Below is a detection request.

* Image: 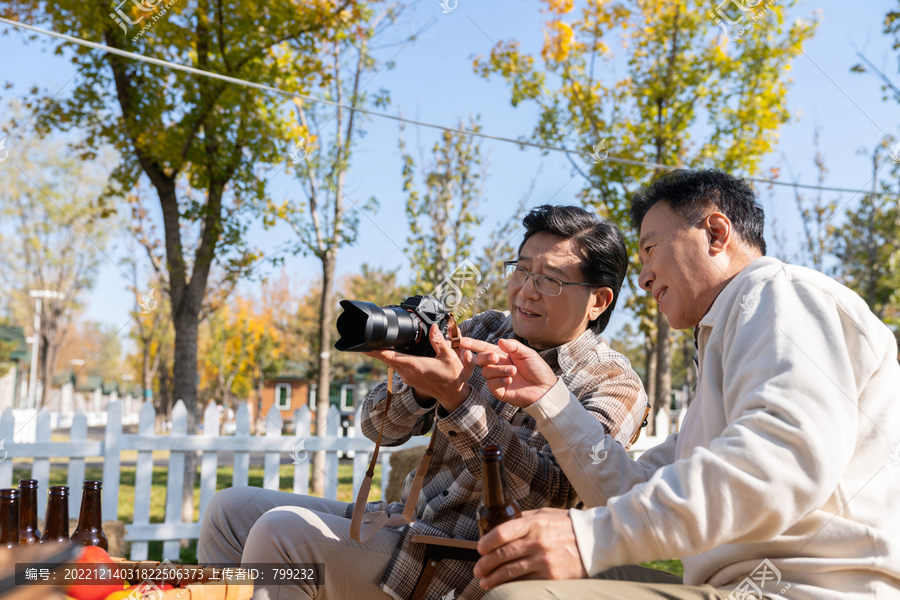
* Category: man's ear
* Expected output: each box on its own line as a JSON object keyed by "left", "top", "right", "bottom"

{"left": 704, "top": 212, "right": 732, "bottom": 257}
{"left": 589, "top": 287, "right": 614, "bottom": 322}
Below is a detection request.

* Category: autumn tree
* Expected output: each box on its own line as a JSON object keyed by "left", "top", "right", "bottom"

{"left": 3, "top": 0, "right": 379, "bottom": 522}
{"left": 783, "top": 127, "right": 838, "bottom": 272}
{"left": 0, "top": 112, "right": 111, "bottom": 408}
{"left": 121, "top": 244, "right": 172, "bottom": 422}
{"left": 401, "top": 117, "right": 485, "bottom": 302}
{"left": 57, "top": 320, "right": 124, "bottom": 384}
{"left": 269, "top": 3, "right": 400, "bottom": 495}
{"left": 293, "top": 266, "right": 405, "bottom": 392}
{"left": 474, "top": 0, "right": 817, "bottom": 432}
{"left": 198, "top": 294, "right": 284, "bottom": 433}
{"left": 832, "top": 139, "right": 900, "bottom": 337}
{"left": 470, "top": 178, "right": 535, "bottom": 317}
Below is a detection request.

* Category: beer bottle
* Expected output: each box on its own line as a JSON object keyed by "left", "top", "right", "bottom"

{"left": 39, "top": 485, "right": 71, "bottom": 545}
{"left": 477, "top": 445, "right": 522, "bottom": 537}
{"left": 18, "top": 479, "right": 41, "bottom": 545}
{"left": 0, "top": 489, "right": 20, "bottom": 548}
{"left": 71, "top": 481, "right": 107, "bottom": 550}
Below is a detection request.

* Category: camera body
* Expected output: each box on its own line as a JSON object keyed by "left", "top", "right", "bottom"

{"left": 334, "top": 295, "right": 453, "bottom": 358}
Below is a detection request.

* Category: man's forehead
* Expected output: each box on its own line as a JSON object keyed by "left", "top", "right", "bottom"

{"left": 638, "top": 230, "right": 661, "bottom": 247}
{"left": 516, "top": 251, "right": 573, "bottom": 277}
{"left": 639, "top": 201, "right": 681, "bottom": 244}
{"left": 518, "top": 236, "right": 581, "bottom": 276}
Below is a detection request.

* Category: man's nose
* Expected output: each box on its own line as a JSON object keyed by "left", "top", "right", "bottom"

{"left": 519, "top": 274, "right": 541, "bottom": 299}
{"left": 638, "top": 267, "right": 653, "bottom": 292}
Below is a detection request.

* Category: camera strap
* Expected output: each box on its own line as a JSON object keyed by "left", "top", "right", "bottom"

{"left": 350, "top": 317, "right": 461, "bottom": 544}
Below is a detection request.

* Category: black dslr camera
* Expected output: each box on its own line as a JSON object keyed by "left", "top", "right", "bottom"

{"left": 334, "top": 295, "right": 453, "bottom": 358}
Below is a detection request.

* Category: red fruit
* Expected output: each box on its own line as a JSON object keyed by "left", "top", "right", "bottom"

{"left": 65, "top": 546, "right": 127, "bottom": 600}
{"left": 75, "top": 547, "right": 115, "bottom": 565}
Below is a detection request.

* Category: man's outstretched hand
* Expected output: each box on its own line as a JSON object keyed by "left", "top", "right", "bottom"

{"left": 365, "top": 324, "right": 475, "bottom": 412}
{"left": 474, "top": 508, "right": 588, "bottom": 591}
{"left": 458, "top": 338, "right": 557, "bottom": 408}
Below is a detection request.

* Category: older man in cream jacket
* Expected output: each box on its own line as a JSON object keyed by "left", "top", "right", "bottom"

{"left": 462, "top": 169, "right": 900, "bottom": 600}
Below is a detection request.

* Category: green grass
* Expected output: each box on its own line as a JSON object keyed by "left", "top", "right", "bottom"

{"left": 14, "top": 461, "right": 380, "bottom": 564}
{"left": 639, "top": 559, "right": 684, "bottom": 578}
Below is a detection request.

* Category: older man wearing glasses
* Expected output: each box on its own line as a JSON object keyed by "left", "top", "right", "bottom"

{"left": 199, "top": 204, "right": 649, "bottom": 600}
{"left": 467, "top": 171, "right": 900, "bottom": 600}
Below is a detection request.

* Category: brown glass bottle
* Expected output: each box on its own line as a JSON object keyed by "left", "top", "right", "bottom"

{"left": 39, "top": 485, "right": 71, "bottom": 545}
{"left": 71, "top": 481, "right": 107, "bottom": 550}
{"left": 477, "top": 445, "right": 522, "bottom": 537}
{"left": 18, "top": 479, "right": 41, "bottom": 545}
{"left": 0, "top": 489, "right": 20, "bottom": 548}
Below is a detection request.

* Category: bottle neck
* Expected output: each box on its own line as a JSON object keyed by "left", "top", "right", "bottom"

{"left": 77, "top": 489, "right": 102, "bottom": 530}
{"left": 0, "top": 495, "right": 19, "bottom": 545}
{"left": 482, "top": 457, "right": 511, "bottom": 507}
{"left": 44, "top": 494, "right": 69, "bottom": 537}
{"left": 19, "top": 486, "right": 38, "bottom": 529}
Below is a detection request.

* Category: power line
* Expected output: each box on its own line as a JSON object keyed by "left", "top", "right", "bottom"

{"left": 0, "top": 16, "right": 895, "bottom": 199}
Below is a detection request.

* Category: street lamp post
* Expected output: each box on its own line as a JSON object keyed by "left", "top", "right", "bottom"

{"left": 26, "top": 290, "right": 65, "bottom": 410}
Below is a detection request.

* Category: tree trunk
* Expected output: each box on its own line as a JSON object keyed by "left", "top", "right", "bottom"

{"left": 311, "top": 249, "right": 336, "bottom": 496}
{"left": 38, "top": 302, "right": 62, "bottom": 408}
{"left": 644, "top": 330, "right": 656, "bottom": 417}
{"left": 172, "top": 308, "right": 200, "bottom": 545}
{"left": 683, "top": 332, "right": 695, "bottom": 394}
{"left": 256, "top": 364, "right": 265, "bottom": 435}
{"left": 652, "top": 311, "right": 672, "bottom": 436}
{"left": 864, "top": 153, "right": 880, "bottom": 314}
{"left": 142, "top": 345, "right": 155, "bottom": 406}
{"left": 38, "top": 332, "right": 56, "bottom": 408}
{"left": 157, "top": 354, "right": 171, "bottom": 432}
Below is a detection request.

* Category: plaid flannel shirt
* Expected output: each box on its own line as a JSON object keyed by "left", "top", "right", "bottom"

{"left": 344, "top": 310, "right": 648, "bottom": 600}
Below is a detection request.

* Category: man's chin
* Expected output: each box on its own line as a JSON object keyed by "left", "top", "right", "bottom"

{"left": 662, "top": 312, "right": 697, "bottom": 331}
{"left": 511, "top": 320, "right": 540, "bottom": 344}
{"left": 658, "top": 307, "right": 680, "bottom": 329}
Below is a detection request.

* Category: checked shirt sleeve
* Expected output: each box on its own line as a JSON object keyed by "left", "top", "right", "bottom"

{"left": 436, "top": 388, "right": 580, "bottom": 509}
{"left": 359, "top": 372, "right": 436, "bottom": 446}
{"left": 435, "top": 326, "right": 647, "bottom": 510}
{"left": 436, "top": 365, "right": 645, "bottom": 510}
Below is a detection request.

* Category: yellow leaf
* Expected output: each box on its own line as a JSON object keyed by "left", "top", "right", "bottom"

{"left": 545, "top": 0, "right": 574, "bottom": 14}
{"left": 542, "top": 21, "right": 575, "bottom": 63}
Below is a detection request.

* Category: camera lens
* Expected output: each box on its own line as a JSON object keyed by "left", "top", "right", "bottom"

{"left": 334, "top": 300, "right": 427, "bottom": 354}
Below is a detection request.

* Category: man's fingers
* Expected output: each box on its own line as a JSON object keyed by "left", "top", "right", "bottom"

{"left": 459, "top": 337, "right": 505, "bottom": 356}
{"left": 478, "top": 558, "right": 540, "bottom": 592}
{"left": 485, "top": 377, "right": 514, "bottom": 396}
{"left": 364, "top": 349, "right": 399, "bottom": 365}
{"left": 460, "top": 348, "right": 473, "bottom": 368}
{"left": 498, "top": 337, "right": 533, "bottom": 357}
{"left": 475, "top": 538, "right": 541, "bottom": 590}
{"left": 474, "top": 536, "right": 526, "bottom": 577}
{"left": 476, "top": 351, "right": 516, "bottom": 368}
{"left": 474, "top": 352, "right": 499, "bottom": 367}
{"left": 459, "top": 349, "right": 476, "bottom": 379}
{"left": 429, "top": 324, "right": 451, "bottom": 356}
{"left": 365, "top": 349, "right": 424, "bottom": 372}
{"left": 480, "top": 365, "right": 516, "bottom": 380}
{"left": 477, "top": 513, "right": 528, "bottom": 556}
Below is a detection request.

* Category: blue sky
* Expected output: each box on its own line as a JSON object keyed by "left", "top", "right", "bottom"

{"left": 1, "top": 0, "right": 897, "bottom": 349}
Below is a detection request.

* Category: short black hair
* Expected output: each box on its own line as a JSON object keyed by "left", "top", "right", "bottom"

{"left": 629, "top": 169, "right": 767, "bottom": 255}
{"left": 518, "top": 205, "right": 628, "bottom": 333}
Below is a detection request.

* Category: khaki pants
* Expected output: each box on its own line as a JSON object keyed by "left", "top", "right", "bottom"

{"left": 198, "top": 486, "right": 399, "bottom": 600}
{"left": 483, "top": 565, "right": 731, "bottom": 600}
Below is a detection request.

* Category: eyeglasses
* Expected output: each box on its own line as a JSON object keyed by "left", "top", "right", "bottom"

{"left": 503, "top": 261, "right": 596, "bottom": 296}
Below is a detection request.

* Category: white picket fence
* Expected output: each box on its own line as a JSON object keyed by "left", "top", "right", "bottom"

{"left": 0, "top": 398, "right": 663, "bottom": 562}
{"left": 0, "top": 399, "right": 431, "bottom": 561}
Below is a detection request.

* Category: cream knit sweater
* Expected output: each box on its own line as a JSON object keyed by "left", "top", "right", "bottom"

{"left": 525, "top": 257, "right": 900, "bottom": 599}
